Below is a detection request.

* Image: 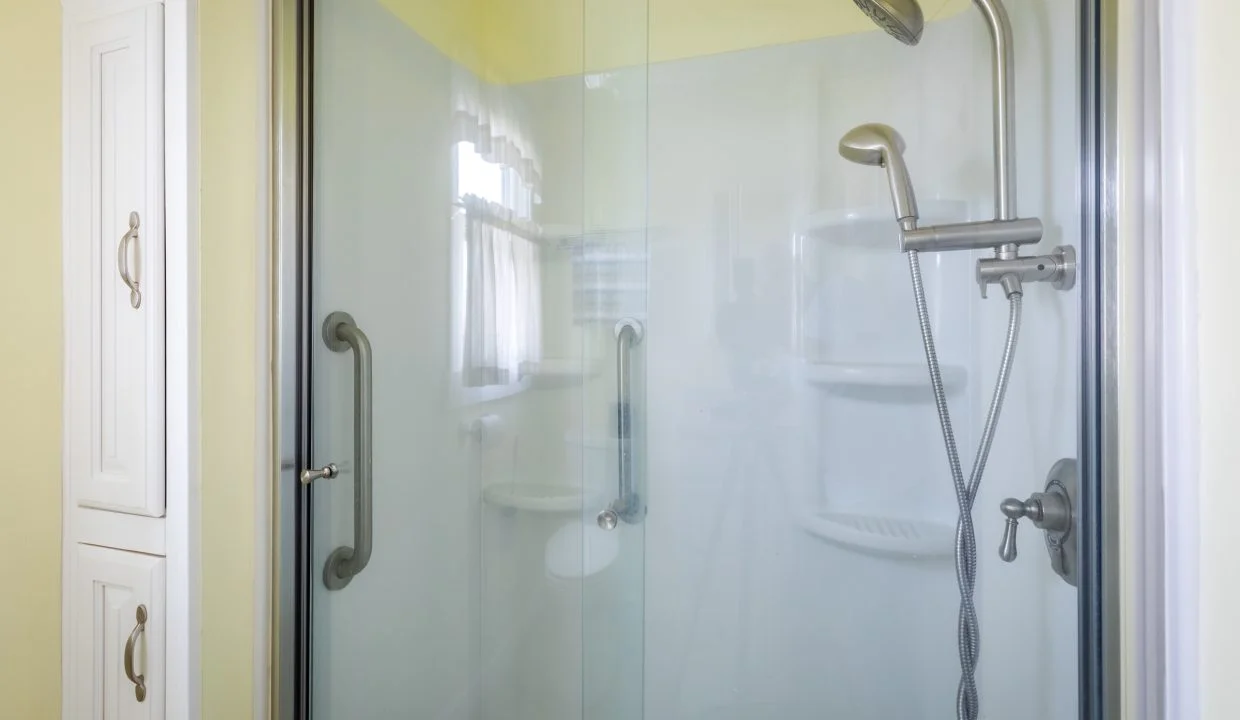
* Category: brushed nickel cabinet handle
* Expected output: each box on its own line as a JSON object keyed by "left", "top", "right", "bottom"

{"left": 123, "top": 604, "right": 148, "bottom": 702}
{"left": 117, "top": 211, "right": 142, "bottom": 309}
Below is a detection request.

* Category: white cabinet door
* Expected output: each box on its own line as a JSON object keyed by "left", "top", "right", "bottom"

{"left": 64, "top": 3, "right": 165, "bottom": 517}
{"left": 68, "top": 544, "right": 166, "bottom": 720}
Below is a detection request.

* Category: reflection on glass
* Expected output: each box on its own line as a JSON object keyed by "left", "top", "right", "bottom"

{"left": 455, "top": 192, "right": 543, "bottom": 388}
{"left": 452, "top": 137, "right": 543, "bottom": 395}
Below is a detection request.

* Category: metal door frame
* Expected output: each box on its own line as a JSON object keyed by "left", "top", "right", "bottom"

{"left": 1078, "top": 0, "right": 1123, "bottom": 716}
{"left": 270, "top": 0, "right": 1124, "bottom": 717}
{"left": 272, "top": 0, "right": 313, "bottom": 716}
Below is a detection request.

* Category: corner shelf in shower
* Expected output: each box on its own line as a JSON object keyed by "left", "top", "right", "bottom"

{"left": 542, "top": 224, "right": 650, "bottom": 325}
{"left": 483, "top": 483, "right": 603, "bottom": 514}
{"left": 801, "top": 361, "right": 966, "bottom": 394}
{"left": 799, "top": 511, "right": 954, "bottom": 559}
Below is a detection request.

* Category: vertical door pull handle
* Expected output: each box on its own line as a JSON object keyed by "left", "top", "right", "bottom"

{"left": 321, "top": 312, "right": 373, "bottom": 590}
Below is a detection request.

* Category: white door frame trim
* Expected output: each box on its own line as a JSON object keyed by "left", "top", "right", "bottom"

{"left": 1157, "top": 0, "right": 1200, "bottom": 715}
{"left": 1117, "top": 0, "right": 1199, "bottom": 715}
{"left": 164, "top": 1, "right": 201, "bottom": 717}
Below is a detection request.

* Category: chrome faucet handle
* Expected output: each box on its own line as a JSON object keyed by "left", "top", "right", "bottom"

{"left": 1000, "top": 459, "right": 1080, "bottom": 586}
{"left": 999, "top": 516, "right": 1018, "bottom": 560}
{"left": 999, "top": 488, "right": 1071, "bottom": 561}
{"left": 999, "top": 497, "right": 1042, "bottom": 562}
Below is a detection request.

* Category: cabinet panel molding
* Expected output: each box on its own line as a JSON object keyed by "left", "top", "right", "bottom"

{"left": 64, "top": 2, "right": 166, "bottom": 518}
{"left": 68, "top": 544, "right": 166, "bottom": 720}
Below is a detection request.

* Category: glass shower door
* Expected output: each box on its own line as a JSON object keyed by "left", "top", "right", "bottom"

{"left": 578, "top": 1, "right": 652, "bottom": 716}
{"left": 295, "top": 0, "right": 1092, "bottom": 717}
{"left": 303, "top": 0, "right": 649, "bottom": 717}
{"left": 307, "top": 2, "right": 484, "bottom": 714}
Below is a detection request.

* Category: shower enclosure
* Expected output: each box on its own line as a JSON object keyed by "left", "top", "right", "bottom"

{"left": 273, "top": 0, "right": 1117, "bottom": 717}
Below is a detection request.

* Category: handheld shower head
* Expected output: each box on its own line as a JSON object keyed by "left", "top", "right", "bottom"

{"left": 839, "top": 123, "right": 919, "bottom": 226}
{"left": 851, "top": 0, "right": 925, "bottom": 46}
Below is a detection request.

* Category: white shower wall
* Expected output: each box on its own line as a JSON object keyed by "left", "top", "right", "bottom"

{"left": 307, "top": 0, "right": 1080, "bottom": 717}
{"left": 529, "top": 1, "right": 1081, "bottom": 717}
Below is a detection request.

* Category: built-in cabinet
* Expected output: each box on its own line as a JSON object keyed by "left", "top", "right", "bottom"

{"left": 64, "top": 0, "right": 165, "bottom": 519}
{"left": 68, "top": 545, "right": 167, "bottom": 719}
{"left": 63, "top": 0, "right": 168, "bottom": 716}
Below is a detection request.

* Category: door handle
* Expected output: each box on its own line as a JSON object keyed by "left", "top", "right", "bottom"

{"left": 300, "top": 463, "right": 339, "bottom": 485}
{"left": 321, "top": 312, "right": 373, "bottom": 590}
{"left": 117, "top": 211, "right": 142, "bottom": 309}
{"left": 123, "top": 605, "right": 148, "bottom": 702}
{"left": 598, "top": 318, "right": 644, "bottom": 530}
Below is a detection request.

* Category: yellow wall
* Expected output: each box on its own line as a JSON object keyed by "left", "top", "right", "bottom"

{"left": 200, "top": 0, "right": 262, "bottom": 718}
{"left": 376, "top": 0, "right": 488, "bottom": 75}
{"left": 0, "top": 2, "right": 62, "bottom": 718}
{"left": 382, "top": 0, "right": 969, "bottom": 83}
{"left": 1197, "top": 2, "right": 1240, "bottom": 717}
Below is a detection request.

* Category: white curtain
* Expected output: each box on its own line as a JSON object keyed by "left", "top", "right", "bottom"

{"left": 452, "top": 65, "right": 541, "bottom": 198}
{"left": 461, "top": 195, "right": 543, "bottom": 387}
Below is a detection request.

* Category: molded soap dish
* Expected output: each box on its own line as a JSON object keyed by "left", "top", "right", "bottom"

{"left": 801, "top": 362, "right": 966, "bottom": 394}
{"left": 799, "top": 510, "right": 954, "bottom": 559}
{"left": 483, "top": 483, "right": 602, "bottom": 514}
{"left": 519, "top": 359, "right": 599, "bottom": 389}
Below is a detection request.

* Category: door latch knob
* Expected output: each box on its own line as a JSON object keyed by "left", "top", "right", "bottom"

{"left": 300, "top": 463, "right": 339, "bottom": 485}
{"left": 597, "top": 508, "right": 619, "bottom": 531}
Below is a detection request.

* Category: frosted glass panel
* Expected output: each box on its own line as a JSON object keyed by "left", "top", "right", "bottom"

{"left": 304, "top": 0, "right": 1082, "bottom": 718}
{"left": 308, "top": 0, "right": 602, "bottom": 716}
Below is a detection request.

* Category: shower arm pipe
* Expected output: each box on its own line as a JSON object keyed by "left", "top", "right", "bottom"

{"left": 975, "top": 0, "right": 1018, "bottom": 228}
{"left": 897, "top": 0, "right": 1023, "bottom": 261}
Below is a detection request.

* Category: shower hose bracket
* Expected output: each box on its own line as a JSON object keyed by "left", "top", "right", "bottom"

{"left": 978, "top": 244, "right": 1077, "bottom": 298}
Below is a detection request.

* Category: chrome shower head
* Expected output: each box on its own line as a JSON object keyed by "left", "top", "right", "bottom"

{"left": 839, "top": 123, "right": 919, "bottom": 226}
{"left": 851, "top": 0, "right": 925, "bottom": 46}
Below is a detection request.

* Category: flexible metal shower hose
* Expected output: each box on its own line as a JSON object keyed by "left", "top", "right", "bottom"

{"left": 906, "top": 250, "right": 1022, "bottom": 720}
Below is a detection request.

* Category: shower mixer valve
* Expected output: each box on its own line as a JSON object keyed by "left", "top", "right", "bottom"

{"left": 998, "top": 458, "right": 1079, "bottom": 587}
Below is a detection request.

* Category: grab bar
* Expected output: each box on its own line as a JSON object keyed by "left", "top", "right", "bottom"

{"left": 321, "top": 311, "right": 373, "bottom": 590}
{"left": 598, "top": 318, "right": 645, "bottom": 530}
